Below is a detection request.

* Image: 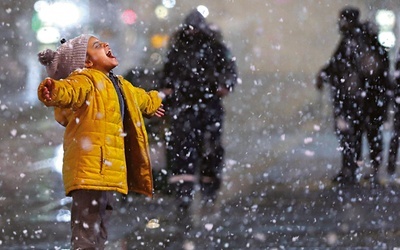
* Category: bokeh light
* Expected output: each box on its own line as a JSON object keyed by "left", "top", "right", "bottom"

{"left": 36, "top": 26, "right": 60, "bottom": 44}
{"left": 37, "top": 1, "right": 81, "bottom": 28}
{"left": 121, "top": 9, "right": 137, "bottom": 25}
{"left": 155, "top": 5, "right": 168, "bottom": 19}
{"left": 378, "top": 31, "right": 396, "bottom": 48}
{"left": 33, "top": 0, "right": 48, "bottom": 12}
{"left": 375, "top": 9, "right": 396, "bottom": 48}
{"left": 375, "top": 9, "right": 395, "bottom": 29}
{"left": 162, "top": 0, "right": 176, "bottom": 9}
{"left": 196, "top": 5, "right": 209, "bottom": 18}
{"left": 151, "top": 34, "right": 169, "bottom": 49}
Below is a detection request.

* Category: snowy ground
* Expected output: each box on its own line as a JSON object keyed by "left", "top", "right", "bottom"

{"left": 1, "top": 100, "right": 400, "bottom": 249}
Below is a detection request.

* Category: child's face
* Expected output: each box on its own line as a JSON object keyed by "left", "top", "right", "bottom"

{"left": 85, "top": 36, "right": 119, "bottom": 74}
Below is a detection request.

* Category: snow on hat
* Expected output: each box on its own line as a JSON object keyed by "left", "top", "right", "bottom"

{"left": 38, "top": 34, "right": 91, "bottom": 80}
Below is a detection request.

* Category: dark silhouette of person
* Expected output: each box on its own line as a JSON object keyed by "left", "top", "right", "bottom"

{"left": 387, "top": 50, "right": 400, "bottom": 177}
{"left": 357, "top": 21, "right": 390, "bottom": 184}
{"left": 160, "top": 9, "right": 238, "bottom": 219}
{"left": 316, "top": 7, "right": 365, "bottom": 185}
{"left": 317, "top": 7, "right": 390, "bottom": 186}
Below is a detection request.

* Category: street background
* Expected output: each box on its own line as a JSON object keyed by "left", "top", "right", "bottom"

{"left": 1, "top": 0, "right": 400, "bottom": 249}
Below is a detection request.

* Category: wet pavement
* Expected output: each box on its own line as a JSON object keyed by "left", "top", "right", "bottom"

{"left": 2, "top": 102, "right": 400, "bottom": 249}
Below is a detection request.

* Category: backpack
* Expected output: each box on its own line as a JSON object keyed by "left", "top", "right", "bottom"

{"left": 357, "top": 22, "right": 389, "bottom": 81}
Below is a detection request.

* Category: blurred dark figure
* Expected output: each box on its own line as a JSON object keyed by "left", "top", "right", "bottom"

{"left": 357, "top": 21, "right": 390, "bottom": 184}
{"left": 160, "top": 9, "right": 238, "bottom": 218}
{"left": 124, "top": 67, "right": 170, "bottom": 193}
{"left": 316, "top": 7, "right": 365, "bottom": 185}
{"left": 316, "top": 7, "right": 390, "bottom": 186}
{"left": 124, "top": 67, "right": 164, "bottom": 137}
{"left": 388, "top": 51, "right": 400, "bottom": 177}
{"left": 124, "top": 67, "right": 161, "bottom": 91}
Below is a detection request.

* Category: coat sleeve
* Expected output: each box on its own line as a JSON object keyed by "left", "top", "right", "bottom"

{"left": 134, "top": 87, "right": 162, "bottom": 117}
{"left": 37, "top": 73, "right": 93, "bottom": 110}
{"left": 53, "top": 107, "right": 73, "bottom": 127}
{"left": 215, "top": 42, "right": 238, "bottom": 92}
{"left": 119, "top": 77, "right": 162, "bottom": 117}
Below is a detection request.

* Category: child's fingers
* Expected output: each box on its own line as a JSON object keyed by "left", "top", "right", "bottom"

{"left": 42, "top": 78, "right": 54, "bottom": 101}
{"left": 155, "top": 108, "right": 165, "bottom": 117}
{"left": 45, "top": 78, "right": 54, "bottom": 90}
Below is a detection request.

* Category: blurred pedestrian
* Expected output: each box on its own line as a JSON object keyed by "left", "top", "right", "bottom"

{"left": 388, "top": 49, "right": 400, "bottom": 178}
{"left": 37, "top": 34, "right": 164, "bottom": 249}
{"left": 161, "top": 9, "right": 238, "bottom": 221}
{"left": 317, "top": 7, "right": 390, "bottom": 186}
{"left": 316, "top": 7, "right": 365, "bottom": 185}
{"left": 358, "top": 21, "right": 390, "bottom": 184}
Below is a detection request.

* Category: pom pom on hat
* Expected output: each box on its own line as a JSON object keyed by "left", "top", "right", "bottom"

{"left": 37, "top": 34, "right": 91, "bottom": 80}
{"left": 38, "top": 49, "right": 57, "bottom": 66}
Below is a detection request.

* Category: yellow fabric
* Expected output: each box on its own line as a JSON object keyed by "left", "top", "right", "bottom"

{"left": 37, "top": 68, "right": 162, "bottom": 197}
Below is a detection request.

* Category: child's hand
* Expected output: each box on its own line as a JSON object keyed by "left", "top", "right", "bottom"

{"left": 41, "top": 78, "right": 55, "bottom": 102}
{"left": 154, "top": 104, "right": 165, "bottom": 118}
{"left": 161, "top": 88, "right": 173, "bottom": 96}
{"left": 216, "top": 86, "right": 230, "bottom": 97}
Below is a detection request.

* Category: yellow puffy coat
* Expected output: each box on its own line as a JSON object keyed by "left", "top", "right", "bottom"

{"left": 37, "top": 68, "right": 162, "bottom": 197}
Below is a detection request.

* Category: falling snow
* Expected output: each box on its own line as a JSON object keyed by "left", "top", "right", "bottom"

{"left": 1, "top": 0, "right": 400, "bottom": 249}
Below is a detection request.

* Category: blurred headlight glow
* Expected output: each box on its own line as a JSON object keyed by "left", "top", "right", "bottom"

{"left": 36, "top": 26, "right": 61, "bottom": 44}
{"left": 37, "top": 1, "right": 81, "bottom": 28}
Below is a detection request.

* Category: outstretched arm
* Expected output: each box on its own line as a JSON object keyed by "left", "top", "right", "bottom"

{"left": 37, "top": 74, "right": 93, "bottom": 108}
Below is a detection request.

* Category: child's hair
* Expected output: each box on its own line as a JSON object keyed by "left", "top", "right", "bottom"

{"left": 38, "top": 34, "right": 91, "bottom": 80}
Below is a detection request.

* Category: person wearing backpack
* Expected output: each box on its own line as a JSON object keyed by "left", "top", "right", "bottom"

{"left": 160, "top": 9, "right": 238, "bottom": 224}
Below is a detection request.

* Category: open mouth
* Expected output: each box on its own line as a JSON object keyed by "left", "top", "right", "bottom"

{"left": 106, "top": 50, "right": 115, "bottom": 58}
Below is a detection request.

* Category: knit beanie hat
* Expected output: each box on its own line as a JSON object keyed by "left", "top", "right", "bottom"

{"left": 38, "top": 34, "right": 91, "bottom": 80}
